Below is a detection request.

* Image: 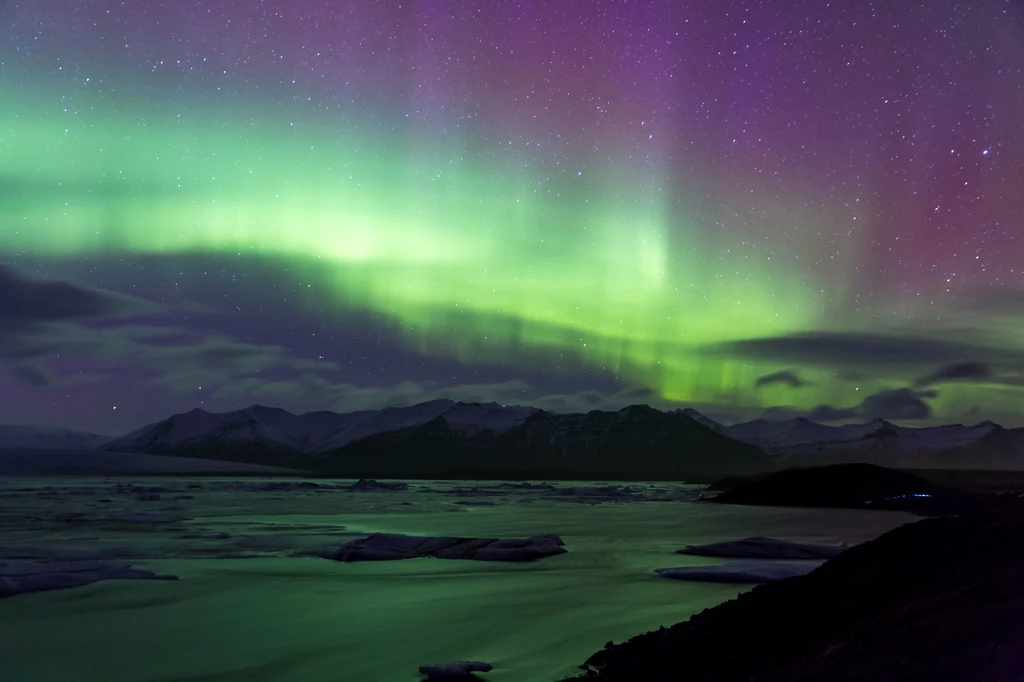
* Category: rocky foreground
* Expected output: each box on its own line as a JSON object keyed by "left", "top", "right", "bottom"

{"left": 564, "top": 510, "right": 1024, "bottom": 682}
{"left": 709, "top": 463, "right": 1024, "bottom": 516}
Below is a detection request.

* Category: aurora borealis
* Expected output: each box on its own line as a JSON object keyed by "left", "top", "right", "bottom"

{"left": 1, "top": 0, "right": 1023, "bottom": 433}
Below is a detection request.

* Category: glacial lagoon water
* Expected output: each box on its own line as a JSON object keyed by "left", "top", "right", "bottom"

{"left": 0, "top": 477, "right": 916, "bottom": 681}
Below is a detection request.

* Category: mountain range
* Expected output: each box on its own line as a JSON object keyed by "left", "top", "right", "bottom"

{"left": 0, "top": 424, "right": 111, "bottom": 451}
{"left": 4, "top": 401, "right": 1022, "bottom": 477}
{"left": 724, "top": 416, "right": 1024, "bottom": 469}
{"left": 97, "top": 400, "right": 768, "bottom": 478}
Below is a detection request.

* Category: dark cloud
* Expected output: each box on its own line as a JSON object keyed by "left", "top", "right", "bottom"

{"left": 760, "top": 388, "right": 938, "bottom": 423}
{"left": 861, "top": 388, "right": 937, "bottom": 421}
{"left": 0, "top": 269, "right": 336, "bottom": 391}
{"left": 755, "top": 370, "right": 805, "bottom": 388}
{"left": 209, "top": 376, "right": 693, "bottom": 417}
{"left": 0, "top": 265, "right": 153, "bottom": 327}
{"left": 0, "top": 267, "right": 165, "bottom": 366}
{"left": 213, "top": 377, "right": 535, "bottom": 412}
{"left": 720, "top": 329, "right": 1007, "bottom": 366}
{"left": 0, "top": 322, "right": 137, "bottom": 362}
{"left": 760, "top": 404, "right": 859, "bottom": 423}
{"left": 806, "top": 404, "right": 861, "bottom": 422}
{"left": 915, "top": 362, "right": 993, "bottom": 387}
{"left": 759, "top": 406, "right": 803, "bottom": 421}
{"left": 614, "top": 387, "right": 660, "bottom": 401}
{"left": 0, "top": 319, "right": 340, "bottom": 399}
{"left": 577, "top": 391, "right": 605, "bottom": 406}
{"left": 143, "top": 337, "right": 290, "bottom": 374}
{"left": 124, "top": 335, "right": 340, "bottom": 395}
{"left": 716, "top": 331, "right": 1021, "bottom": 370}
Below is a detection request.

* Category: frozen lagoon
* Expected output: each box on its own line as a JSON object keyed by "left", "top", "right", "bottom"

{"left": 0, "top": 477, "right": 916, "bottom": 681}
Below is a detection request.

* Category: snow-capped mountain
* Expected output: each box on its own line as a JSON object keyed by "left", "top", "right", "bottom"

{"left": 100, "top": 401, "right": 768, "bottom": 477}
{"left": 926, "top": 423, "right": 1024, "bottom": 469}
{"left": 724, "top": 417, "right": 858, "bottom": 448}
{"left": 0, "top": 425, "right": 110, "bottom": 451}
{"left": 716, "top": 415, "right": 1024, "bottom": 469}
{"left": 101, "top": 400, "right": 541, "bottom": 459}
{"left": 323, "top": 404, "right": 770, "bottom": 478}
{"left": 101, "top": 400, "right": 1024, "bottom": 474}
{"left": 672, "top": 408, "right": 728, "bottom": 434}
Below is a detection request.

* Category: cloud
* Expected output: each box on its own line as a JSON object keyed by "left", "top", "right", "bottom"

{"left": 208, "top": 374, "right": 697, "bottom": 417}
{"left": 0, "top": 323, "right": 337, "bottom": 397}
{"left": 759, "top": 406, "right": 803, "bottom": 421}
{"left": 138, "top": 337, "right": 321, "bottom": 389}
{"left": 716, "top": 331, "right": 1019, "bottom": 368}
{"left": 761, "top": 388, "right": 938, "bottom": 423}
{"left": 611, "top": 386, "right": 660, "bottom": 402}
{"left": 956, "top": 287, "right": 1024, "bottom": 316}
{"left": 0, "top": 267, "right": 340, "bottom": 393}
{"left": 212, "top": 376, "right": 536, "bottom": 412}
{"left": 915, "top": 362, "right": 993, "bottom": 387}
{"left": 0, "top": 266, "right": 164, "bottom": 365}
{"left": 806, "top": 404, "right": 861, "bottom": 422}
{"left": 760, "top": 404, "right": 859, "bottom": 422}
{"left": 755, "top": 370, "right": 805, "bottom": 388}
{"left": 860, "top": 388, "right": 937, "bottom": 421}
{"left": 8, "top": 363, "right": 55, "bottom": 387}
{"left": 0, "top": 265, "right": 154, "bottom": 328}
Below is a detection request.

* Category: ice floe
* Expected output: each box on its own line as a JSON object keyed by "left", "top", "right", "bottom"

{"left": 655, "top": 560, "right": 823, "bottom": 583}
{"left": 325, "top": 533, "right": 567, "bottom": 562}
{"left": 0, "top": 560, "right": 177, "bottom": 598}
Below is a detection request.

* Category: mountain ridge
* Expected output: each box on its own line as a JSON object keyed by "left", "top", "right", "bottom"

{"left": 73, "top": 401, "right": 1024, "bottom": 474}
{"left": 97, "top": 401, "right": 770, "bottom": 477}
{"left": 0, "top": 424, "right": 111, "bottom": 451}
{"left": 318, "top": 403, "right": 770, "bottom": 478}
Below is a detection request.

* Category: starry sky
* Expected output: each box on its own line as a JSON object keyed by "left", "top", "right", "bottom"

{"left": 2, "top": 0, "right": 1024, "bottom": 435}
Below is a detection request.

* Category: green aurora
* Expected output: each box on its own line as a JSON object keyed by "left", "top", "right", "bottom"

{"left": 0, "top": 90, "right": 1018, "bottom": 419}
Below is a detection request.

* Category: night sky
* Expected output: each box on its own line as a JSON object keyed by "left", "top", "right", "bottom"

{"left": 2, "top": 0, "right": 1023, "bottom": 435}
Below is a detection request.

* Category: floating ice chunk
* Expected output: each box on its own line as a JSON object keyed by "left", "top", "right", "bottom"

{"left": 419, "top": 661, "right": 493, "bottom": 680}
{"left": 0, "top": 561, "right": 178, "bottom": 598}
{"left": 325, "top": 533, "right": 566, "bottom": 562}
{"left": 677, "top": 537, "right": 846, "bottom": 560}
{"left": 347, "top": 478, "right": 409, "bottom": 492}
{"left": 655, "top": 560, "right": 822, "bottom": 584}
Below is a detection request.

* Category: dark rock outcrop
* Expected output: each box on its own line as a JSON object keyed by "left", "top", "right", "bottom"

{"left": 565, "top": 511, "right": 1024, "bottom": 682}
{"left": 709, "top": 463, "right": 947, "bottom": 512}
